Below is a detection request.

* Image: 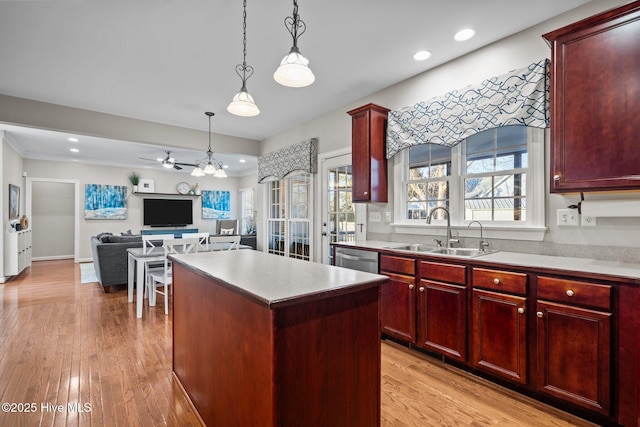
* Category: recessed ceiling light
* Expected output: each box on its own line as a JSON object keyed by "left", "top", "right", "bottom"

{"left": 68, "top": 137, "right": 79, "bottom": 142}
{"left": 239, "top": 159, "right": 246, "bottom": 163}
{"left": 70, "top": 148, "right": 79, "bottom": 153}
{"left": 222, "top": 165, "right": 229, "bottom": 169}
{"left": 454, "top": 28, "right": 475, "bottom": 42}
{"left": 413, "top": 50, "right": 432, "bottom": 61}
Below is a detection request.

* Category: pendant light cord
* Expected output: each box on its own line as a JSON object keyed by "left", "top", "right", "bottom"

{"left": 235, "top": 0, "right": 253, "bottom": 87}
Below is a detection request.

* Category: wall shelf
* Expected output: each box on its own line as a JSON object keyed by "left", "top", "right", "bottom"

{"left": 132, "top": 192, "right": 201, "bottom": 198}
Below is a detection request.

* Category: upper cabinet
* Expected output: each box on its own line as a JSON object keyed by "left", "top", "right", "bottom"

{"left": 543, "top": 1, "right": 640, "bottom": 193}
{"left": 347, "top": 103, "right": 390, "bottom": 202}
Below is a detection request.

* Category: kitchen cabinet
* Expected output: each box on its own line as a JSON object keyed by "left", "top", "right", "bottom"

{"left": 379, "top": 255, "right": 416, "bottom": 342}
{"left": 536, "top": 276, "right": 612, "bottom": 416}
{"left": 4, "top": 229, "right": 32, "bottom": 276}
{"left": 471, "top": 268, "right": 528, "bottom": 384}
{"left": 543, "top": 1, "right": 640, "bottom": 192}
{"left": 347, "top": 103, "right": 390, "bottom": 202}
{"left": 417, "top": 260, "right": 467, "bottom": 362}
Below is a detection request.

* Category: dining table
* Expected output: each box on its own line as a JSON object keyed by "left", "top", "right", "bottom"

{"left": 127, "top": 242, "right": 251, "bottom": 318}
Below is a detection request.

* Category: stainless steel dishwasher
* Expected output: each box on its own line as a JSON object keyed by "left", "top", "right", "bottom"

{"left": 334, "top": 246, "right": 379, "bottom": 273}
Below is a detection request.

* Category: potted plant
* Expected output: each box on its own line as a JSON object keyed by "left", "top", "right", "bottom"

{"left": 128, "top": 171, "right": 140, "bottom": 193}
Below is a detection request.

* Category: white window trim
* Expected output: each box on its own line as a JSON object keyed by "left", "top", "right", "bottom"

{"left": 392, "top": 127, "right": 547, "bottom": 242}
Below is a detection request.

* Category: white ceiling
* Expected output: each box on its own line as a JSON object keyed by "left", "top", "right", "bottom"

{"left": 0, "top": 0, "right": 590, "bottom": 176}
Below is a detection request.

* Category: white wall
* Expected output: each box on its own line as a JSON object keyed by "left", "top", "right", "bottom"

{"left": 23, "top": 158, "right": 244, "bottom": 261}
{"left": 259, "top": 0, "right": 640, "bottom": 260}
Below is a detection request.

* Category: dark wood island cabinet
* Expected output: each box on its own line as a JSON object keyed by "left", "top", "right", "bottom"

{"left": 169, "top": 250, "right": 388, "bottom": 427}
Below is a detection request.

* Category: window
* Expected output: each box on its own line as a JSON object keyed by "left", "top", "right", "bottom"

{"left": 266, "top": 173, "right": 312, "bottom": 260}
{"left": 395, "top": 126, "right": 545, "bottom": 239}
{"left": 240, "top": 188, "right": 255, "bottom": 234}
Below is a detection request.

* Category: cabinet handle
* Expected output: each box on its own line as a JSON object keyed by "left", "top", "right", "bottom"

{"left": 419, "top": 287, "right": 425, "bottom": 292}
{"left": 517, "top": 307, "right": 525, "bottom": 314}
{"left": 363, "top": 191, "right": 368, "bottom": 195}
{"left": 409, "top": 284, "right": 414, "bottom": 290}
{"left": 536, "top": 311, "right": 544, "bottom": 318}
{"left": 493, "top": 278, "right": 500, "bottom": 285}
{"left": 553, "top": 174, "right": 561, "bottom": 181}
{"left": 566, "top": 289, "right": 574, "bottom": 297}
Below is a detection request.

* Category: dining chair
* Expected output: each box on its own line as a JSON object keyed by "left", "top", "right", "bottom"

{"left": 209, "top": 235, "right": 241, "bottom": 251}
{"left": 141, "top": 233, "right": 175, "bottom": 297}
{"left": 182, "top": 232, "right": 210, "bottom": 251}
{"left": 147, "top": 237, "right": 199, "bottom": 315}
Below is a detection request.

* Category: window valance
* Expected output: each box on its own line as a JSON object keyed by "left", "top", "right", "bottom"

{"left": 386, "top": 59, "right": 549, "bottom": 159}
{"left": 258, "top": 138, "right": 318, "bottom": 183}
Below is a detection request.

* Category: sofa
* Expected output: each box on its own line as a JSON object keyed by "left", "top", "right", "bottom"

{"left": 91, "top": 233, "right": 144, "bottom": 293}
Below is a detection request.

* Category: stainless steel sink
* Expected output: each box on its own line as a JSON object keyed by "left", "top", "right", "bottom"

{"left": 384, "top": 244, "right": 437, "bottom": 252}
{"left": 385, "top": 244, "right": 498, "bottom": 257}
{"left": 427, "top": 247, "right": 498, "bottom": 257}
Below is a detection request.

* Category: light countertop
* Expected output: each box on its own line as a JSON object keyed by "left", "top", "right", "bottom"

{"left": 170, "top": 250, "right": 388, "bottom": 308}
{"left": 334, "top": 240, "right": 640, "bottom": 283}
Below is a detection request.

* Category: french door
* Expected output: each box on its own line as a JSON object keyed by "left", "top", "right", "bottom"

{"left": 320, "top": 153, "right": 365, "bottom": 265}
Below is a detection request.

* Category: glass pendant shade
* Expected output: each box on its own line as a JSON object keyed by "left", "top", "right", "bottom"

{"left": 214, "top": 168, "right": 228, "bottom": 178}
{"left": 203, "top": 162, "right": 217, "bottom": 175}
{"left": 274, "top": 48, "right": 315, "bottom": 88}
{"left": 191, "top": 166, "right": 205, "bottom": 177}
{"left": 227, "top": 89, "right": 260, "bottom": 117}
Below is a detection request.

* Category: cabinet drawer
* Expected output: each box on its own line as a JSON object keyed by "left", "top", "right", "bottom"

{"left": 380, "top": 255, "right": 415, "bottom": 276}
{"left": 420, "top": 261, "right": 466, "bottom": 285}
{"left": 537, "top": 276, "right": 611, "bottom": 311}
{"left": 473, "top": 268, "right": 527, "bottom": 296}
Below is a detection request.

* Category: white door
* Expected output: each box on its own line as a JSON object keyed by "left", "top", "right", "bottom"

{"left": 320, "top": 153, "right": 366, "bottom": 265}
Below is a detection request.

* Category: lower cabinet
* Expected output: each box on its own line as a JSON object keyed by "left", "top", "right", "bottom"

{"left": 471, "top": 267, "right": 528, "bottom": 384}
{"left": 379, "top": 255, "right": 416, "bottom": 342}
{"left": 536, "top": 276, "right": 612, "bottom": 416}
{"left": 417, "top": 260, "right": 467, "bottom": 362}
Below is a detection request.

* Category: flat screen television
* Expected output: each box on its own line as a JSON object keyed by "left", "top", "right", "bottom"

{"left": 143, "top": 198, "right": 193, "bottom": 227}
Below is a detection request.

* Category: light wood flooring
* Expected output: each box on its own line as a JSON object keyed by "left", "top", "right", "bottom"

{"left": 0, "top": 260, "right": 599, "bottom": 426}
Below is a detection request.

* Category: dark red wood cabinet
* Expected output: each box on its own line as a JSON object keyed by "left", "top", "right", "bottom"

{"left": 543, "top": 1, "right": 640, "bottom": 192}
{"left": 347, "top": 103, "right": 390, "bottom": 202}
{"left": 379, "top": 255, "right": 416, "bottom": 342}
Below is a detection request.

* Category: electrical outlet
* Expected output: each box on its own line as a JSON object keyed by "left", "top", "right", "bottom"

{"left": 557, "top": 209, "right": 579, "bottom": 226}
{"left": 369, "top": 212, "right": 381, "bottom": 222}
{"left": 581, "top": 215, "right": 597, "bottom": 227}
{"left": 385, "top": 212, "right": 392, "bottom": 222}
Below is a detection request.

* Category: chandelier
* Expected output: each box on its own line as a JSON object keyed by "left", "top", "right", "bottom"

{"left": 191, "top": 112, "right": 227, "bottom": 178}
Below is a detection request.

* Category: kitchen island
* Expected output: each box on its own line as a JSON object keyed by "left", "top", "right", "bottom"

{"left": 169, "top": 250, "right": 389, "bottom": 427}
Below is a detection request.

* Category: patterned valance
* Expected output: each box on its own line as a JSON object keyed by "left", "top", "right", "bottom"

{"left": 386, "top": 59, "right": 550, "bottom": 158}
{"left": 258, "top": 138, "right": 318, "bottom": 183}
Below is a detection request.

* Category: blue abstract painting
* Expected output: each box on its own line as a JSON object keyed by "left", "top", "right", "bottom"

{"left": 202, "top": 190, "right": 230, "bottom": 219}
{"left": 84, "top": 184, "right": 127, "bottom": 220}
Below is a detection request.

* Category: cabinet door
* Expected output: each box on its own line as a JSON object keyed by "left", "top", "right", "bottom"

{"left": 536, "top": 300, "right": 611, "bottom": 416}
{"left": 544, "top": 2, "right": 640, "bottom": 192}
{"left": 417, "top": 280, "right": 466, "bottom": 362}
{"left": 471, "top": 289, "right": 527, "bottom": 384}
{"left": 380, "top": 272, "right": 416, "bottom": 342}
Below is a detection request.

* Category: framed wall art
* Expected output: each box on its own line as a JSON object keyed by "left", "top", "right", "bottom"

{"left": 202, "top": 190, "right": 230, "bottom": 219}
{"left": 84, "top": 184, "right": 128, "bottom": 220}
{"left": 9, "top": 184, "right": 20, "bottom": 220}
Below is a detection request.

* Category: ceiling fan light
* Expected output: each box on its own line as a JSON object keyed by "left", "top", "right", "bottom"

{"left": 274, "top": 50, "right": 315, "bottom": 87}
{"left": 162, "top": 161, "right": 173, "bottom": 169}
{"left": 203, "top": 162, "right": 217, "bottom": 175}
{"left": 227, "top": 89, "right": 260, "bottom": 117}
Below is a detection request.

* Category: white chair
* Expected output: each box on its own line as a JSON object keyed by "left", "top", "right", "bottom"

{"left": 209, "top": 235, "right": 241, "bottom": 251}
{"left": 182, "top": 232, "right": 210, "bottom": 251}
{"left": 147, "top": 238, "right": 199, "bottom": 315}
{"left": 142, "top": 234, "right": 175, "bottom": 296}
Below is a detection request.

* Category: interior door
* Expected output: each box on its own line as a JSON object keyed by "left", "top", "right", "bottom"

{"left": 320, "top": 153, "right": 365, "bottom": 265}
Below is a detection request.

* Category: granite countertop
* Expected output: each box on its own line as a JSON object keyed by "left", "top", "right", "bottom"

{"left": 170, "top": 250, "right": 388, "bottom": 308}
{"left": 334, "top": 240, "right": 640, "bottom": 282}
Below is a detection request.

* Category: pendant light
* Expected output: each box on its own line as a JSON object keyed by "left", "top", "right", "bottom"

{"left": 227, "top": 0, "right": 260, "bottom": 117}
{"left": 191, "top": 112, "right": 227, "bottom": 178}
{"left": 273, "top": 0, "right": 315, "bottom": 88}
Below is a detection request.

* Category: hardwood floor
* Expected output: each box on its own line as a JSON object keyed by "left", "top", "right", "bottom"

{"left": 0, "top": 260, "right": 598, "bottom": 426}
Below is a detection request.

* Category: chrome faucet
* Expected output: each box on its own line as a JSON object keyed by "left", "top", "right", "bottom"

{"left": 426, "top": 206, "right": 458, "bottom": 248}
{"left": 468, "top": 220, "right": 490, "bottom": 252}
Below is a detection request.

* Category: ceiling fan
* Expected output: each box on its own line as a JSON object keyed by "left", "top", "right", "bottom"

{"left": 140, "top": 150, "right": 196, "bottom": 170}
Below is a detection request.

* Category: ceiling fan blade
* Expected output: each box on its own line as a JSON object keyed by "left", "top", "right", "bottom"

{"left": 139, "top": 157, "right": 160, "bottom": 162}
{"left": 174, "top": 162, "right": 197, "bottom": 167}
{"left": 173, "top": 164, "right": 183, "bottom": 170}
